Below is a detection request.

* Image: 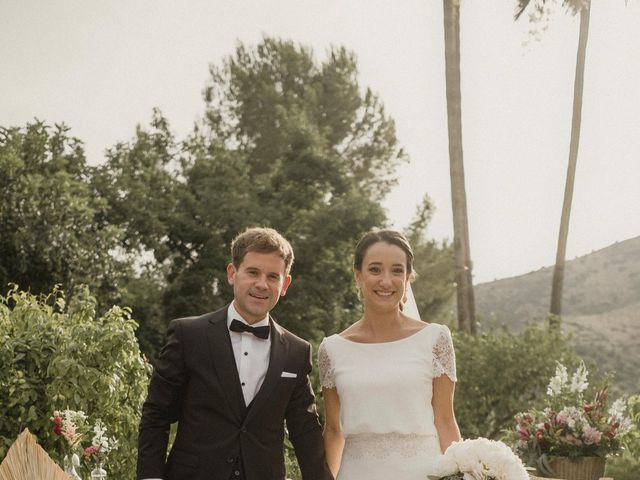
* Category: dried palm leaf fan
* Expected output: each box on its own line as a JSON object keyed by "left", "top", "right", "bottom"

{"left": 0, "top": 428, "right": 69, "bottom": 480}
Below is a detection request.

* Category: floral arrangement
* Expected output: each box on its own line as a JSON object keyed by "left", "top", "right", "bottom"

{"left": 427, "top": 437, "right": 529, "bottom": 480}
{"left": 50, "top": 409, "right": 89, "bottom": 452}
{"left": 509, "top": 363, "right": 634, "bottom": 469}
{"left": 51, "top": 409, "right": 118, "bottom": 472}
{"left": 83, "top": 420, "right": 118, "bottom": 467}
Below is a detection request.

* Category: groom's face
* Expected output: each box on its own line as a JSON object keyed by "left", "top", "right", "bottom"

{"left": 227, "top": 251, "right": 292, "bottom": 324}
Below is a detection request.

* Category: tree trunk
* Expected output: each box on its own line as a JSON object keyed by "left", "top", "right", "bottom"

{"left": 550, "top": 0, "right": 591, "bottom": 316}
{"left": 443, "top": 0, "right": 476, "bottom": 334}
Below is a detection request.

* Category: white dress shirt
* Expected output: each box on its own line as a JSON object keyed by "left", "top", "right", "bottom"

{"left": 227, "top": 301, "right": 271, "bottom": 406}
{"left": 141, "top": 303, "right": 272, "bottom": 480}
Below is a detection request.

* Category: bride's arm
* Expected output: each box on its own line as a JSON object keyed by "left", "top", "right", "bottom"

{"left": 321, "top": 387, "right": 345, "bottom": 477}
{"left": 432, "top": 375, "right": 462, "bottom": 453}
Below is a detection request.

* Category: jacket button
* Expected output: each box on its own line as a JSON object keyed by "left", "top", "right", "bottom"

{"left": 226, "top": 457, "right": 235, "bottom": 463}
{"left": 241, "top": 427, "right": 247, "bottom": 433}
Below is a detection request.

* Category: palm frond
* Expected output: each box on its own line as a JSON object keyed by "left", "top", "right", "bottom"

{"left": 0, "top": 429, "right": 69, "bottom": 480}
{"left": 514, "top": 0, "right": 535, "bottom": 20}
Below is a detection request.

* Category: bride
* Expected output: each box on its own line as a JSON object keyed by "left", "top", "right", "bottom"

{"left": 318, "top": 229, "right": 461, "bottom": 479}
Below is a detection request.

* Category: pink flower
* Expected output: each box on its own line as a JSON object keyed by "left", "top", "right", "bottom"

{"left": 555, "top": 411, "right": 569, "bottom": 425}
{"left": 562, "top": 434, "right": 583, "bottom": 446}
{"left": 84, "top": 446, "right": 98, "bottom": 457}
{"left": 517, "top": 426, "right": 530, "bottom": 441}
{"left": 582, "top": 426, "right": 602, "bottom": 445}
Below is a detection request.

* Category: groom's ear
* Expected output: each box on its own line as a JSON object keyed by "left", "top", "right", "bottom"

{"left": 226, "top": 263, "right": 236, "bottom": 284}
{"left": 279, "top": 275, "right": 292, "bottom": 296}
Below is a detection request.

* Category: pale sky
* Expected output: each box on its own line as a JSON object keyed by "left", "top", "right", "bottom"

{"left": 2, "top": 1, "right": 639, "bottom": 283}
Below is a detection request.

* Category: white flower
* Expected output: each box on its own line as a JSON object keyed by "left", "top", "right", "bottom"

{"left": 547, "top": 363, "right": 568, "bottom": 396}
{"left": 608, "top": 398, "right": 627, "bottom": 419}
{"left": 89, "top": 420, "right": 118, "bottom": 456}
{"left": 430, "top": 438, "right": 528, "bottom": 480}
{"left": 570, "top": 363, "right": 589, "bottom": 393}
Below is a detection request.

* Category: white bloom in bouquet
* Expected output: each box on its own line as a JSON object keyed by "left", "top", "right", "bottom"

{"left": 608, "top": 397, "right": 627, "bottom": 420}
{"left": 547, "top": 363, "right": 568, "bottom": 396}
{"left": 428, "top": 438, "right": 528, "bottom": 480}
{"left": 570, "top": 363, "right": 589, "bottom": 393}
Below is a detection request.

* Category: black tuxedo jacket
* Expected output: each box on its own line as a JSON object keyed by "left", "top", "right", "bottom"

{"left": 136, "top": 305, "right": 332, "bottom": 480}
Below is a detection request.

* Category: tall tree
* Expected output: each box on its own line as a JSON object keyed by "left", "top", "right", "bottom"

{"left": 100, "top": 38, "right": 408, "bottom": 347}
{"left": 172, "top": 38, "right": 407, "bottom": 341}
{"left": 0, "top": 122, "right": 129, "bottom": 306}
{"left": 443, "top": 0, "right": 476, "bottom": 334}
{"left": 516, "top": 0, "right": 591, "bottom": 316}
{"left": 3, "top": 39, "right": 453, "bottom": 360}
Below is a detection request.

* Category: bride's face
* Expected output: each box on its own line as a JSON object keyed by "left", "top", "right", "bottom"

{"left": 355, "top": 241, "right": 410, "bottom": 312}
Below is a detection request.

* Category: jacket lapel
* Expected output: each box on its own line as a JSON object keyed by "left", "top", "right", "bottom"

{"left": 244, "top": 317, "right": 287, "bottom": 424}
{"left": 207, "top": 307, "right": 247, "bottom": 420}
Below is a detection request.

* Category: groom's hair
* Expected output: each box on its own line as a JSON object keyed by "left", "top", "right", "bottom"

{"left": 353, "top": 229, "right": 414, "bottom": 275}
{"left": 231, "top": 227, "right": 295, "bottom": 275}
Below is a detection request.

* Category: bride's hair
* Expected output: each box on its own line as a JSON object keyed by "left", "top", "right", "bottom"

{"left": 353, "top": 229, "right": 414, "bottom": 276}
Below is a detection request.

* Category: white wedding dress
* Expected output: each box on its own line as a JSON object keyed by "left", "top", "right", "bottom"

{"left": 318, "top": 323, "right": 456, "bottom": 480}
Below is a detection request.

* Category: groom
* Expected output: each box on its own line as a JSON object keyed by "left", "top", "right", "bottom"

{"left": 137, "top": 227, "right": 332, "bottom": 480}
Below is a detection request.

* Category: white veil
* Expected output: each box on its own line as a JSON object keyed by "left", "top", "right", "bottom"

{"left": 403, "top": 282, "right": 421, "bottom": 320}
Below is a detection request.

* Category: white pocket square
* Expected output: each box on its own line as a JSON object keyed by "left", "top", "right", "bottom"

{"left": 281, "top": 371, "right": 297, "bottom": 378}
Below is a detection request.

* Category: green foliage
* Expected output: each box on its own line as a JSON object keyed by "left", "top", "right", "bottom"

{"left": 0, "top": 122, "right": 130, "bottom": 308}
{"left": 605, "top": 395, "right": 640, "bottom": 480}
{"left": 407, "top": 195, "right": 455, "bottom": 322}
{"left": 94, "top": 37, "right": 408, "bottom": 353}
{"left": 453, "top": 319, "right": 579, "bottom": 440}
{"left": 91, "top": 111, "right": 179, "bottom": 360}
{"left": 183, "top": 38, "right": 406, "bottom": 342}
{"left": 1, "top": 38, "right": 423, "bottom": 361}
{"left": 93, "top": 109, "right": 178, "bottom": 257}
{"left": 0, "top": 286, "right": 151, "bottom": 479}
{"left": 284, "top": 434, "right": 303, "bottom": 480}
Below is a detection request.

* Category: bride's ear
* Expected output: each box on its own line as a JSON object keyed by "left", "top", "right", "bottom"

{"left": 353, "top": 268, "right": 363, "bottom": 297}
{"left": 353, "top": 267, "right": 361, "bottom": 284}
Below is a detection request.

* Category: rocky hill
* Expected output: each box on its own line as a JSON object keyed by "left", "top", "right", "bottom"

{"left": 475, "top": 236, "right": 640, "bottom": 394}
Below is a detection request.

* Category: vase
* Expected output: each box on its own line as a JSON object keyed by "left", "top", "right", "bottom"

{"left": 63, "top": 453, "right": 82, "bottom": 480}
{"left": 90, "top": 463, "right": 107, "bottom": 479}
{"left": 548, "top": 456, "right": 606, "bottom": 480}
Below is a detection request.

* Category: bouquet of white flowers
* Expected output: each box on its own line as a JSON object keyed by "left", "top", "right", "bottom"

{"left": 509, "top": 362, "right": 633, "bottom": 466}
{"left": 428, "top": 438, "right": 529, "bottom": 480}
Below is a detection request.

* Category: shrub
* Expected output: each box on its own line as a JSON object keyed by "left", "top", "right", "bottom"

{"left": 453, "top": 319, "right": 579, "bottom": 440}
{"left": 605, "top": 394, "right": 640, "bottom": 480}
{"left": 0, "top": 285, "right": 151, "bottom": 479}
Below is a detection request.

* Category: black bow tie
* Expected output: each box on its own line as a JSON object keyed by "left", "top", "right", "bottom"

{"left": 229, "top": 319, "right": 270, "bottom": 339}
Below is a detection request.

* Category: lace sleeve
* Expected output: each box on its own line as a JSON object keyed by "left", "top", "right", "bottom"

{"left": 317, "top": 339, "right": 335, "bottom": 389}
{"left": 432, "top": 325, "right": 457, "bottom": 382}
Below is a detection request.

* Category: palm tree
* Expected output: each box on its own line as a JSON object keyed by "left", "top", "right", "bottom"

{"left": 515, "top": 0, "right": 591, "bottom": 316}
{"left": 443, "top": 0, "right": 476, "bottom": 334}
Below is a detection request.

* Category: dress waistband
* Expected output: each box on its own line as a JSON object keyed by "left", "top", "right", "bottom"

{"left": 342, "top": 433, "right": 438, "bottom": 460}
